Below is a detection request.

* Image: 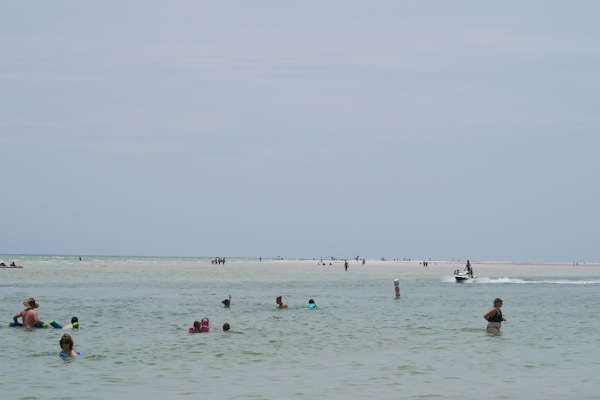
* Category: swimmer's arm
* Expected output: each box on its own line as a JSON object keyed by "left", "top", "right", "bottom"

{"left": 13, "top": 311, "right": 23, "bottom": 323}
{"left": 483, "top": 307, "right": 494, "bottom": 320}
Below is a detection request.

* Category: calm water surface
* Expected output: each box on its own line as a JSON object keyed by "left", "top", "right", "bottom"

{"left": 1, "top": 256, "right": 599, "bottom": 399}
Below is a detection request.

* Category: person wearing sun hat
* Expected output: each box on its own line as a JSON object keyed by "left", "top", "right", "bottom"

{"left": 13, "top": 297, "right": 45, "bottom": 328}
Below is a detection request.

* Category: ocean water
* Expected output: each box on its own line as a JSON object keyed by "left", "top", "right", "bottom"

{"left": 1, "top": 256, "right": 599, "bottom": 400}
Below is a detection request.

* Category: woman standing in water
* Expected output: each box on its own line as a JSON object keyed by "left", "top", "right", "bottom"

{"left": 483, "top": 298, "right": 506, "bottom": 334}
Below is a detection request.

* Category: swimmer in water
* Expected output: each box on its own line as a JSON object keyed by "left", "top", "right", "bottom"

{"left": 63, "top": 316, "right": 79, "bottom": 330}
{"left": 59, "top": 333, "right": 79, "bottom": 357}
{"left": 223, "top": 323, "right": 230, "bottom": 331}
{"left": 200, "top": 317, "right": 213, "bottom": 332}
{"left": 306, "top": 299, "right": 318, "bottom": 309}
{"left": 13, "top": 297, "right": 44, "bottom": 328}
{"left": 191, "top": 320, "right": 203, "bottom": 333}
{"left": 276, "top": 296, "right": 288, "bottom": 309}
{"left": 483, "top": 298, "right": 506, "bottom": 334}
{"left": 222, "top": 295, "right": 232, "bottom": 308}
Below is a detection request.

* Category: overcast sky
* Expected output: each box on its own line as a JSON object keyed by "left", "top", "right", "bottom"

{"left": 1, "top": 1, "right": 599, "bottom": 262}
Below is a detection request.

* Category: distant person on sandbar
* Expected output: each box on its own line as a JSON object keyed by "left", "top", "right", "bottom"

{"left": 13, "top": 297, "right": 44, "bottom": 328}
{"left": 222, "top": 295, "right": 232, "bottom": 308}
{"left": 276, "top": 296, "right": 288, "bottom": 309}
{"left": 344, "top": 260, "right": 348, "bottom": 271}
{"left": 483, "top": 298, "right": 506, "bottom": 334}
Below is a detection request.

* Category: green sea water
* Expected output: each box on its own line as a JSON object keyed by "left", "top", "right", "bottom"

{"left": 1, "top": 256, "right": 599, "bottom": 399}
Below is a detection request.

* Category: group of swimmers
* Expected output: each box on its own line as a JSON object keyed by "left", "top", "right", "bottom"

{"left": 11, "top": 297, "right": 81, "bottom": 356}
{"left": 190, "top": 317, "right": 229, "bottom": 333}
{"left": 12, "top": 297, "right": 78, "bottom": 329}
{"left": 13, "top": 286, "right": 504, "bottom": 357}
{"left": 190, "top": 295, "right": 232, "bottom": 333}
{"left": 11, "top": 294, "right": 320, "bottom": 356}
{"left": 275, "top": 296, "right": 318, "bottom": 309}
{"left": 189, "top": 295, "right": 232, "bottom": 333}
{"left": 0, "top": 261, "right": 22, "bottom": 268}
{"left": 275, "top": 290, "right": 504, "bottom": 334}
{"left": 190, "top": 295, "right": 318, "bottom": 333}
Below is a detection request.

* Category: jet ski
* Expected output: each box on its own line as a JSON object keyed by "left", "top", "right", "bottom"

{"left": 455, "top": 271, "right": 477, "bottom": 282}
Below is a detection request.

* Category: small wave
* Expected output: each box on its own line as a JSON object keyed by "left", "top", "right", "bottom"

{"left": 441, "top": 276, "right": 524, "bottom": 284}
{"left": 532, "top": 279, "right": 600, "bottom": 285}
{"left": 443, "top": 276, "right": 600, "bottom": 285}
{"left": 440, "top": 276, "right": 458, "bottom": 283}
{"left": 477, "top": 277, "right": 526, "bottom": 284}
{"left": 476, "top": 277, "right": 600, "bottom": 285}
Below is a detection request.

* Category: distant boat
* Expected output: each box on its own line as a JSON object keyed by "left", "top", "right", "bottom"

{"left": 273, "top": 256, "right": 284, "bottom": 261}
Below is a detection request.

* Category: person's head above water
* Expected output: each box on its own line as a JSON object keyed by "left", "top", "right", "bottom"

{"left": 193, "top": 320, "right": 202, "bottom": 331}
{"left": 276, "top": 296, "right": 288, "bottom": 308}
{"left": 60, "top": 333, "right": 74, "bottom": 350}
{"left": 494, "top": 298, "right": 503, "bottom": 306}
{"left": 223, "top": 323, "right": 230, "bottom": 331}
{"left": 199, "top": 318, "right": 212, "bottom": 332}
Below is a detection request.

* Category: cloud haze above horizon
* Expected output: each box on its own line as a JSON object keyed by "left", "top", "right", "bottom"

{"left": 2, "top": 1, "right": 599, "bottom": 262}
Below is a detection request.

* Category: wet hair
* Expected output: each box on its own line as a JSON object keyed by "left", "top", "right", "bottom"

{"left": 223, "top": 323, "right": 230, "bottom": 331}
{"left": 222, "top": 299, "right": 230, "bottom": 306}
{"left": 494, "top": 298, "right": 503, "bottom": 305}
{"left": 308, "top": 299, "right": 315, "bottom": 304}
{"left": 59, "top": 334, "right": 74, "bottom": 349}
{"left": 71, "top": 316, "right": 78, "bottom": 323}
{"left": 276, "top": 296, "right": 282, "bottom": 303}
{"left": 193, "top": 320, "right": 202, "bottom": 331}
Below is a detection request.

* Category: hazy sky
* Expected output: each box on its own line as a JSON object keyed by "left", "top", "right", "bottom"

{"left": 2, "top": 2, "right": 599, "bottom": 262}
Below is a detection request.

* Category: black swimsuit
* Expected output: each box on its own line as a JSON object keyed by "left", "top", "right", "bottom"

{"left": 488, "top": 308, "right": 503, "bottom": 322}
